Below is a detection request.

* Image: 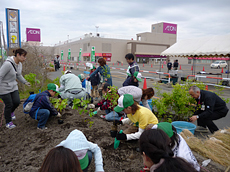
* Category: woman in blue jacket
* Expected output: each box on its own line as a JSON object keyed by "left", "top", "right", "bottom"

{"left": 87, "top": 58, "right": 112, "bottom": 86}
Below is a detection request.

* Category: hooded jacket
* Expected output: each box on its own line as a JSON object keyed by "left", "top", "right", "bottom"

{"left": 0, "top": 56, "right": 27, "bottom": 95}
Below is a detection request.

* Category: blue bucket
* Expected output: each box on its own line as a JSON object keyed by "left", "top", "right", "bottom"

{"left": 84, "top": 71, "right": 90, "bottom": 74}
{"left": 171, "top": 121, "right": 196, "bottom": 134}
{"left": 139, "top": 99, "right": 153, "bottom": 110}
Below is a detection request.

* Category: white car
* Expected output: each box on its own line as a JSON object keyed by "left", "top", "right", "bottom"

{"left": 210, "top": 61, "right": 228, "bottom": 68}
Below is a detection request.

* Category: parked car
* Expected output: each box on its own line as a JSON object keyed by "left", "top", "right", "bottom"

{"left": 210, "top": 61, "right": 228, "bottom": 68}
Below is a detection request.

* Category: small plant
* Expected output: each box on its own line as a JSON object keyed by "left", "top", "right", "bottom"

{"left": 24, "top": 73, "right": 40, "bottom": 86}
{"left": 50, "top": 98, "right": 68, "bottom": 112}
{"left": 72, "top": 97, "right": 94, "bottom": 127}
{"left": 49, "top": 63, "right": 54, "bottom": 67}
{"left": 103, "top": 85, "right": 119, "bottom": 109}
{"left": 101, "top": 65, "right": 111, "bottom": 83}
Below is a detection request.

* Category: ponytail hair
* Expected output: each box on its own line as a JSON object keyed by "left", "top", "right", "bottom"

{"left": 139, "top": 129, "right": 197, "bottom": 172}
{"left": 13, "top": 48, "right": 27, "bottom": 57}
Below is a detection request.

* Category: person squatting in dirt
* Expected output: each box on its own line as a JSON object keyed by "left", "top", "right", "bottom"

{"left": 139, "top": 129, "right": 197, "bottom": 172}
{"left": 59, "top": 70, "right": 87, "bottom": 105}
{"left": 87, "top": 58, "right": 112, "bottom": 86}
{"left": 29, "top": 83, "right": 62, "bottom": 130}
{"left": 56, "top": 129, "right": 104, "bottom": 172}
{"left": 88, "top": 65, "right": 101, "bottom": 101}
{"left": 90, "top": 83, "right": 125, "bottom": 121}
{"left": 189, "top": 85, "right": 229, "bottom": 133}
{"left": 123, "top": 53, "right": 140, "bottom": 87}
{"left": 39, "top": 146, "right": 82, "bottom": 172}
{"left": 113, "top": 94, "right": 158, "bottom": 141}
{"left": 118, "top": 86, "right": 154, "bottom": 111}
{"left": 147, "top": 122, "right": 200, "bottom": 171}
{"left": 0, "top": 48, "right": 31, "bottom": 129}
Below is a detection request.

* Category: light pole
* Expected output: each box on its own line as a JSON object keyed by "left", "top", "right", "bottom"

{"left": 67, "top": 35, "right": 69, "bottom": 43}
{"left": 95, "top": 26, "right": 99, "bottom": 36}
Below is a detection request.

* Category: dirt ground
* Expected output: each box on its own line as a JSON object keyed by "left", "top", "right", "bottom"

{"left": 0, "top": 100, "right": 226, "bottom": 172}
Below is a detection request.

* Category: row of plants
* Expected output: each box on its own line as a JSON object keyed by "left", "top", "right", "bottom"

{"left": 151, "top": 80, "right": 229, "bottom": 123}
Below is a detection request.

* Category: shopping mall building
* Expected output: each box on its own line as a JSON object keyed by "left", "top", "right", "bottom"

{"left": 53, "top": 22, "right": 177, "bottom": 64}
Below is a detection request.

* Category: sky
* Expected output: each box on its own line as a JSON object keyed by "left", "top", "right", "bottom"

{"left": 1, "top": 0, "right": 230, "bottom": 46}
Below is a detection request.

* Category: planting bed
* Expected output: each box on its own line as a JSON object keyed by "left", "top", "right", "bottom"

{"left": 0, "top": 101, "right": 225, "bottom": 172}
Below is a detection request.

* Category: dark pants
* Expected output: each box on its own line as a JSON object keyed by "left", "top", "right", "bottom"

{"left": 0, "top": 90, "right": 20, "bottom": 124}
{"left": 198, "top": 108, "right": 229, "bottom": 133}
{"left": 82, "top": 150, "right": 93, "bottom": 172}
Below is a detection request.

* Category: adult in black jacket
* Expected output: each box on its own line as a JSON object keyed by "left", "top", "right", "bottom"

{"left": 189, "top": 86, "right": 229, "bottom": 133}
{"left": 167, "top": 60, "right": 172, "bottom": 73}
{"left": 173, "top": 60, "right": 179, "bottom": 70}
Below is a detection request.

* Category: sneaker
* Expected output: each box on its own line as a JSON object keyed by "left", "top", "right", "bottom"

{"left": 37, "top": 127, "right": 48, "bottom": 130}
{"left": 6, "top": 122, "right": 16, "bottom": 129}
{"left": 11, "top": 112, "right": 16, "bottom": 120}
{"left": 195, "top": 126, "right": 209, "bottom": 132}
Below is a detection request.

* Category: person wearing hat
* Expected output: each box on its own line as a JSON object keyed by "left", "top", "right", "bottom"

{"left": 57, "top": 129, "right": 104, "bottom": 172}
{"left": 150, "top": 122, "right": 200, "bottom": 171}
{"left": 59, "top": 71, "right": 87, "bottom": 105}
{"left": 118, "top": 86, "right": 154, "bottom": 110}
{"left": 114, "top": 94, "right": 158, "bottom": 141}
{"left": 29, "top": 83, "right": 62, "bottom": 130}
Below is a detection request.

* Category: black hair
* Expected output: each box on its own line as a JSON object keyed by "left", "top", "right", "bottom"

{"left": 13, "top": 48, "right": 27, "bottom": 57}
{"left": 170, "top": 125, "right": 179, "bottom": 149}
{"left": 125, "top": 53, "right": 134, "bottom": 60}
{"left": 139, "top": 129, "right": 197, "bottom": 172}
{"left": 103, "top": 83, "right": 110, "bottom": 91}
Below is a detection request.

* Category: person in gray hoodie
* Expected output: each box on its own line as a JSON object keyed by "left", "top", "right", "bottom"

{"left": 0, "top": 48, "right": 31, "bottom": 129}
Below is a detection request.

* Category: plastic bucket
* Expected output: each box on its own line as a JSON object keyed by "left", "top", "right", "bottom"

{"left": 171, "top": 121, "right": 196, "bottom": 134}
{"left": 139, "top": 99, "right": 153, "bottom": 110}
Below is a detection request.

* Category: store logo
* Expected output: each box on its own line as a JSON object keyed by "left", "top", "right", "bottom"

{"left": 165, "top": 25, "right": 176, "bottom": 32}
{"left": 163, "top": 23, "right": 177, "bottom": 34}
{"left": 28, "top": 30, "right": 40, "bottom": 34}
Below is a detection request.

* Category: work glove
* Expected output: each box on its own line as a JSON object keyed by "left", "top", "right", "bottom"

{"left": 116, "top": 132, "right": 127, "bottom": 140}
{"left": 25, "top": 82, "right": 31, "bottom": 86}
{"left": 97, "top": 107, "right": 101, "bottom": 112}
{"left": 113, "top": 120, "right": 122, "bottom": 126}
{"left": 88, "top": 104, "right": 95, "bottom": 109}
{"left": 56, "top": 112, "right": 62, "bottom": 118}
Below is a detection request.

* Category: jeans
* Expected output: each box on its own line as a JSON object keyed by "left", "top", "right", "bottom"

{"left": 105, "top": 110, "right": 121, "bottom": 121}
{"left": 0, "top": 90, "right": 20, "bottom": 124}
{"left": 31, "top": 109, "right": 50, "bottom": 128}
{"left": 83, "top": 150, "right": 93, "bottom": 172}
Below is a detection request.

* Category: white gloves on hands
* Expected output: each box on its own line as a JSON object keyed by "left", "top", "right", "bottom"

{"left": 25, "top": 82, "right": 31, "bottom": 86}
{"left": 88, "top": 104, "right": 95, "bottom": 109}
{"left": 97, "top": 107, "right": 101, "bottom": 112}
{"left": 56, "top": 112, "right": 62, "bottom": 118}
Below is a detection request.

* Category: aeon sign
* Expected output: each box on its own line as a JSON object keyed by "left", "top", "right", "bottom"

{"left": 26, "top": 28, "right": 41, "bottom": 42}
{"left": 163, "top": 23, "right": 177, "bottom": 34}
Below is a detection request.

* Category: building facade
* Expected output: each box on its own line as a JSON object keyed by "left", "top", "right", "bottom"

{"left": 53, "top": 22, "right": 177, "bottom": 64}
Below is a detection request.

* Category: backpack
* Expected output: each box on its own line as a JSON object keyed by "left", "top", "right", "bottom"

{"left": 23, "top": 94, "right": 37, "bottom": 114}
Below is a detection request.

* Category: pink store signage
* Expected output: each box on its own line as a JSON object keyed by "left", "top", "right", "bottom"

{"left": 26, "top": 28, "right": 41, "bottom": 42}
{"left": 163, "top": 23, "right": 177, "bottom": 34}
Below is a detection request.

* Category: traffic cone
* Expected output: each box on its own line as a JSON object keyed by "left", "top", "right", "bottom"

{"left": 179, "top": 65, "right": 181, "bottom": 70}
{"left": 161, "top": 64, "right": 163, "bottom": 68}
{"left": 151, "top": 64, "right": 153, "bottom": 68}
{"left": 113, "top": 63, "right": 114, "bottom": 65}
{"left": 191, "top": 66, "right": 193, "bottom": 71}
{"left": 221, "top": 68, "right": 223, "bottom": 73}
{"left": 203, "top": 66, "right": 205, "bottom": 71}
{"left": 205, "top": 85, "right": 208, "bottom": 90}
{"left": 143, "top": 78, "right": 147, "bottom": 89}
{"left": 63, "top": 65, "right": 66, "bottom": 71}
{"left": 121, "top": 63, "right": 123, "bottom": 66}
{"left": 143, "top": 63, "right": 144, "bottom": 67}
{"left": 118, "top": 62, "right": 119, "bottom": 66}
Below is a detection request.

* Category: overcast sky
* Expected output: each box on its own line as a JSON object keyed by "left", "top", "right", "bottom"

{"left": 1, "top": 0, "right": 230, "bottom": 46}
